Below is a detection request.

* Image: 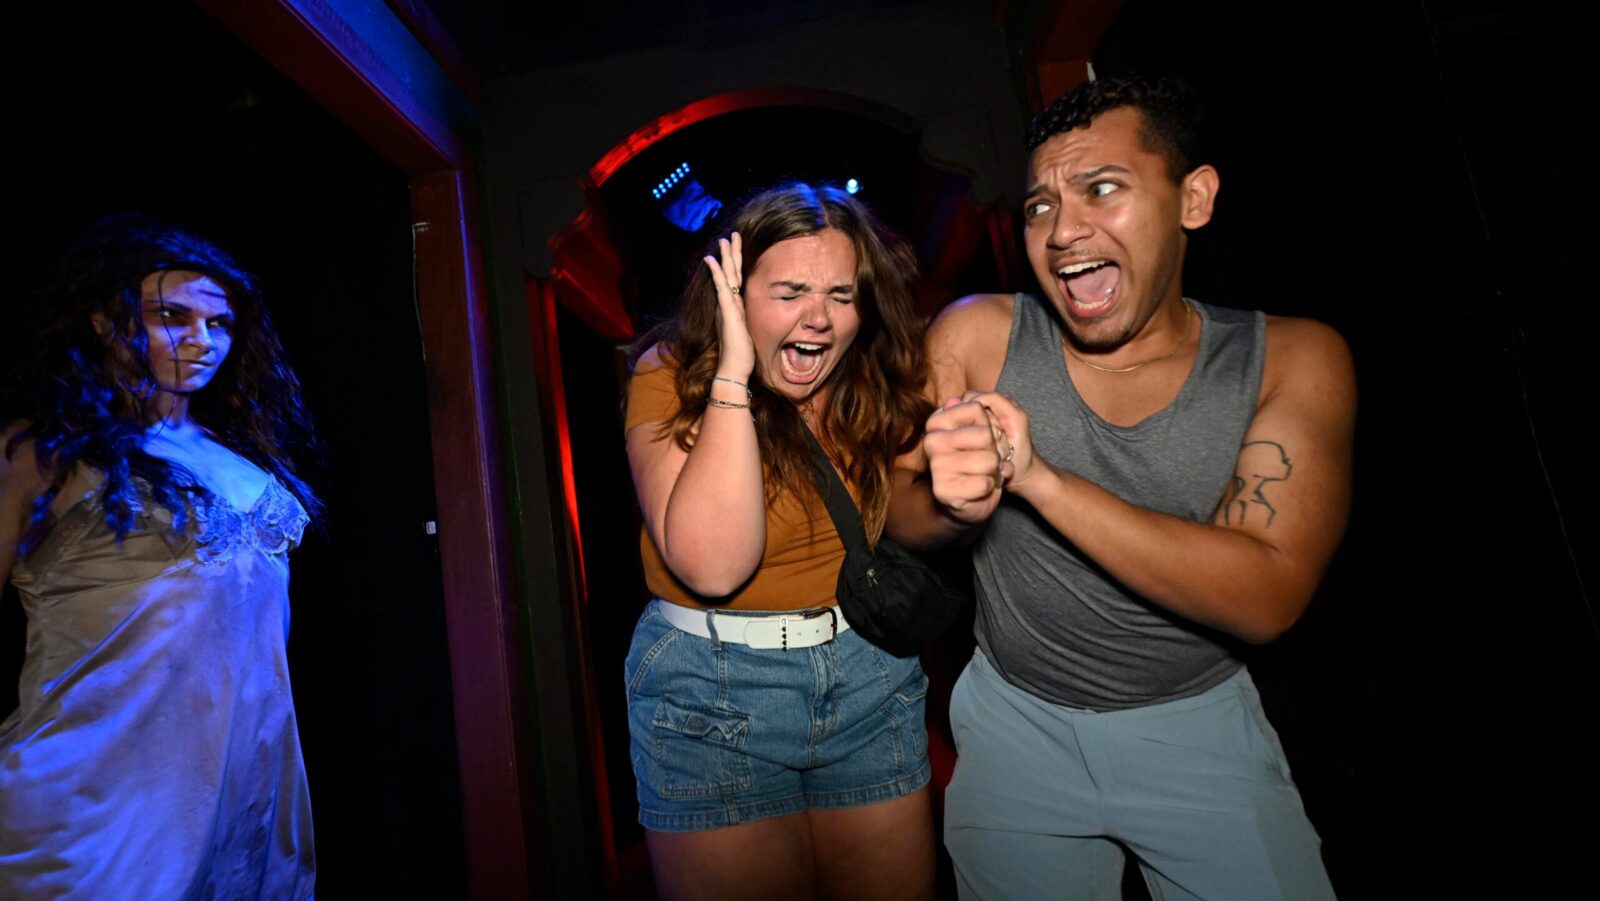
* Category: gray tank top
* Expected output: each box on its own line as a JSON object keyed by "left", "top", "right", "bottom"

{"left": 973, "top": 296, "right": 1265, "bottom": 710}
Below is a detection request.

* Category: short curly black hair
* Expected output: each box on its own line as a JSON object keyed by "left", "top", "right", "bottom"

{"left": 1025, "top": 75, "right": 1203, "bottom": 183}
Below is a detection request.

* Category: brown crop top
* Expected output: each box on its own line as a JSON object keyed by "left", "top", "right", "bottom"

{"left": 623, "top": 351, "right": 850, "bottom": 611}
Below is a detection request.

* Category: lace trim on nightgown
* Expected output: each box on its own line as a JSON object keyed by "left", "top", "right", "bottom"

{"left": 24, "top": 477, "right": 309, "bottom": 574}
{"left": 189, "top": 478, "right": 310, "bottom": 564}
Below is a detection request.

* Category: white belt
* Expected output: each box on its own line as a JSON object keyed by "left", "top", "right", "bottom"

{"left": 657, "top": 601, "right": 849, "bottom": 650}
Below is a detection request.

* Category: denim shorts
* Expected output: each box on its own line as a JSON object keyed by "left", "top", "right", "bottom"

{"left": 625, "top": 599, "right": 931, "bottom": 832}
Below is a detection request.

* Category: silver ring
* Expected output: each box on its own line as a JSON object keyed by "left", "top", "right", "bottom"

{"left": 1003, "top": 442, "right": 1016, "bottom": 463}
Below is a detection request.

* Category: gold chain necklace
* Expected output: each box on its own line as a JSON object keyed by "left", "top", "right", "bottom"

{"left": 1065, "top": 299, "right": 1195, "bottom": 374}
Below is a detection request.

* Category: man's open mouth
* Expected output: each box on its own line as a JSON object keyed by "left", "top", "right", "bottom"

{"left": 1058, "top": 259, "right": 1121, "bottom": 316}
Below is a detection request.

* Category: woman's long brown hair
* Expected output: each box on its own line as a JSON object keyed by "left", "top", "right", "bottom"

{"left": 631, "top": 182, "right": 931, "bottom": 543}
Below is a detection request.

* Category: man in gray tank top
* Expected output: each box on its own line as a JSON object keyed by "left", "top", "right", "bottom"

{"left": 889, "top": 76, "right": 1355, "bottom": 899}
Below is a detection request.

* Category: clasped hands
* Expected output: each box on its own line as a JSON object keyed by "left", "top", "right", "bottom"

{"left": 923, "top": 391, "right": 1039, "bottom": 523}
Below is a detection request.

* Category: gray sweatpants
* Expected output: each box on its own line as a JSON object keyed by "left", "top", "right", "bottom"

{"left": 945, "top": 650, "right": 1335, "bottom": 900}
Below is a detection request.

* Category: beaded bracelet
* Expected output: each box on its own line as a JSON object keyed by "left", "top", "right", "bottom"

{"left": 710, "top": 374, "right": 753, "bottom": 410}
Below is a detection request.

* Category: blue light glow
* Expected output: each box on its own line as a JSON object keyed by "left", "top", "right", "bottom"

{"left": 845, "top": 178, "right": 860, "bottom": 194}
{"left": 662, "top": 178, "right": 722, "bottom": 232}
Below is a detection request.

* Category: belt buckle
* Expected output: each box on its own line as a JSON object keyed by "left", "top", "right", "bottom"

{"left": 781, "top": 608, "right": 838, "bottom": 650}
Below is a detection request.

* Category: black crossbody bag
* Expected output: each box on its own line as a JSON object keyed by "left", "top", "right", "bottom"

{"left": 804, "top": 430, "right": 967, "bottom": 658}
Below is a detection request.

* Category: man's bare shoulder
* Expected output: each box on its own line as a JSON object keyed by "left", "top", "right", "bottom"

{"left": 1261, "top": 315, "right": 1356, "bottom": 406}
{"left": 928, "top": 294, "right": 1015, "bottom": 395}
{"left": 930, "top": 293, "right": 1015, "bottom": 339}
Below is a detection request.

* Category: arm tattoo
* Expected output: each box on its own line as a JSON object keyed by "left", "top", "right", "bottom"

{"left": 1223, "top": 441, "right": 1293, "bottom": 527}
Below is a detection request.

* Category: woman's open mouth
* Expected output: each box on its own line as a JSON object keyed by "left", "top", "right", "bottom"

{"left": 779, "top": 342, "right": 829, "bottom": 384}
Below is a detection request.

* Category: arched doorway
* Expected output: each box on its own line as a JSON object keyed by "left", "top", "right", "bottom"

{"left": 529, "top": 88, "right": 1020, "bottom": 893}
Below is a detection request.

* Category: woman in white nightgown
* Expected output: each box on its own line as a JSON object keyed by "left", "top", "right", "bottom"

{"left": 0, "top": 218, "right": 321, "bottom": 900}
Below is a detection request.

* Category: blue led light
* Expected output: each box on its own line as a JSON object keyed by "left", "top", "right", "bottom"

{"left": 650, "top": 163, "right": 699, "bottom": 202}
{"left": 845, "top": 178, "right": 860, "bottom": 194}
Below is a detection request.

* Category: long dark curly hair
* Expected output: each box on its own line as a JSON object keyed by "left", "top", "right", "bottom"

{"left": 3, "top": 216, "right": 321, "bottom": 555}
{"left": 631, "top": 182, "right": 931, "bottom": 544}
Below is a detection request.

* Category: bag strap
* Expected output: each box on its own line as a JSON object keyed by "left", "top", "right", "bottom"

{"left": 802, "top": 428, "right": 871, "bottom": 557}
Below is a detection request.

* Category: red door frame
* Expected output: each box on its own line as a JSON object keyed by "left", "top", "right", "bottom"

{"left": 196, "top": 2, "right": 534, "bottom": 898}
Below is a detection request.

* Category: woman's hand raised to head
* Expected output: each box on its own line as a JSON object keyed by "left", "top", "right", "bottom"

{"left": 704, "top": 232, "right": 755, "bottom": 383}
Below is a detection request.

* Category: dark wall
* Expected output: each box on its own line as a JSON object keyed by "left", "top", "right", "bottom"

{"left": 2, "top": 2, "right": 467, "bottom": 896}
{"left": 1096, "top": 0, "right": 1594, "bottom": 895}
